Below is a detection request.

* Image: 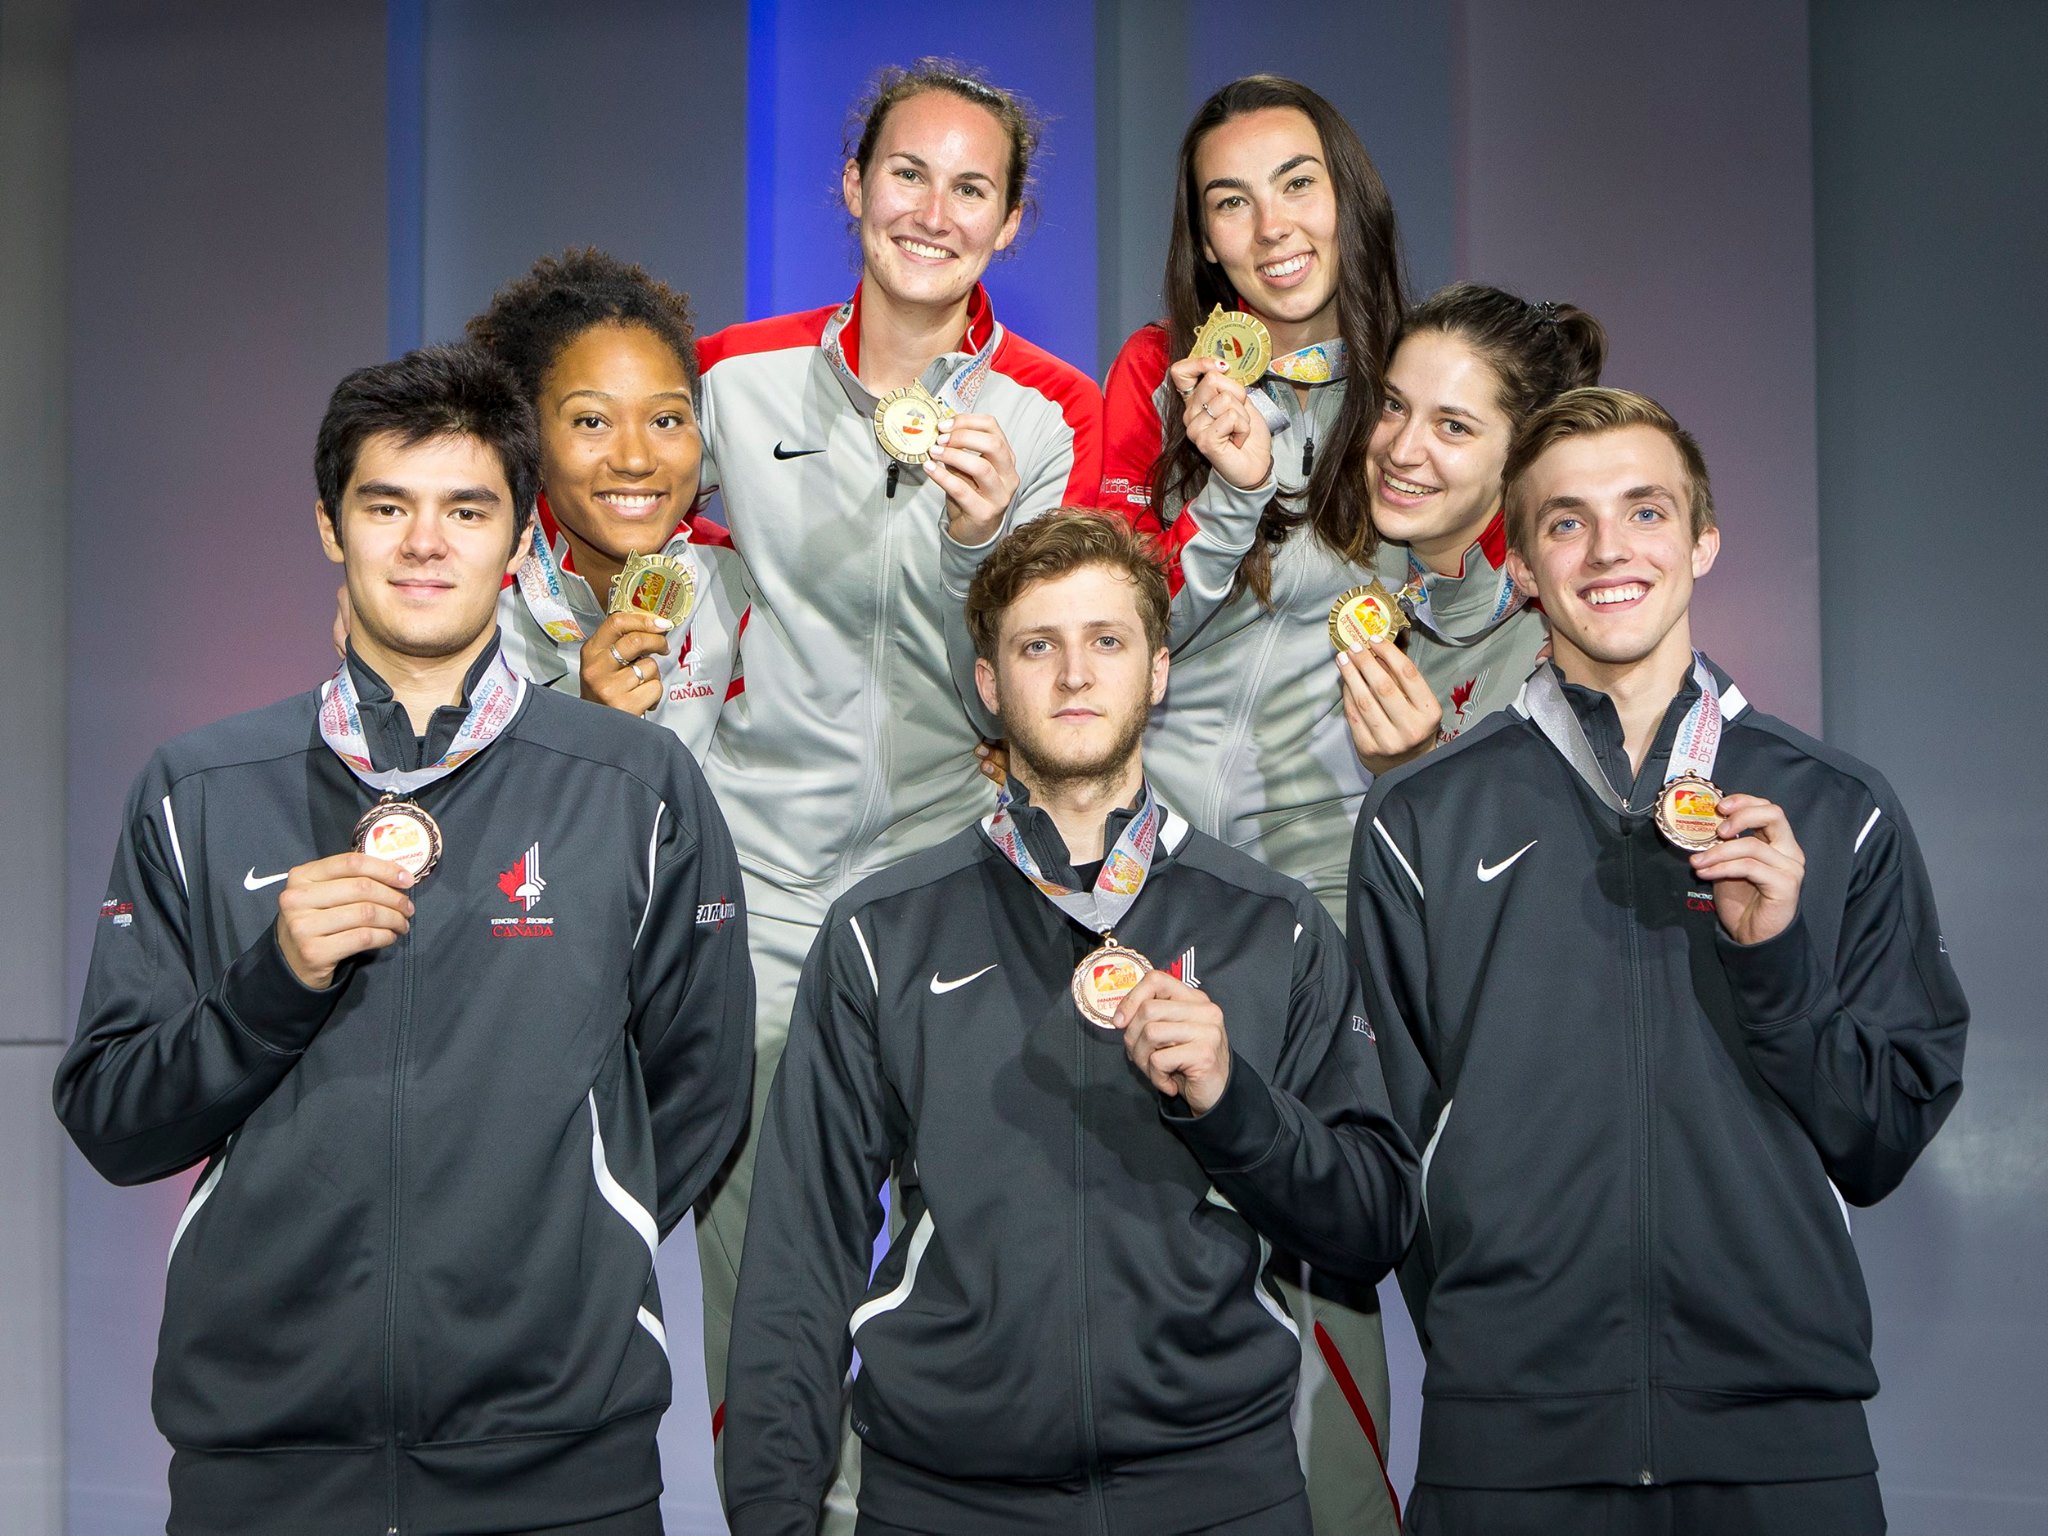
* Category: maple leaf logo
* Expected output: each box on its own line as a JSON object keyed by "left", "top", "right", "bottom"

{"left": 1450, "top": 678, "right": 1476, "bottom": 721}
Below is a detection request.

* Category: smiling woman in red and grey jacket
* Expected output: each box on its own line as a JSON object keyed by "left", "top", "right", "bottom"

{"left": 1097, "top": 76, "right": 1412, "bottom": 1536}
{"left": 1363, "top": 283, "right": 1607, "bottom": 744}
{"left": 685, "top": 58, "right": 1102, "bottom": 1507}
{"left": 470, "top": 248, "right": 746, "bottom": 762}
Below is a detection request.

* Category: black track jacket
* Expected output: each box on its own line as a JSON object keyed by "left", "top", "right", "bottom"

{"left": 1348, "top": 660, "right": 1968, "bottom": 1491}
{"left": 724, "top": 791, "right": 1419, "bottom": 1536}
{"left": 55, "top": 643, "right": 754, "bottom": 1536}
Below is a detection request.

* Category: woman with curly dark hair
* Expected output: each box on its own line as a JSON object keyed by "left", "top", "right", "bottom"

{"left": 468, "top": 246, "right": 746, "bottom": 758}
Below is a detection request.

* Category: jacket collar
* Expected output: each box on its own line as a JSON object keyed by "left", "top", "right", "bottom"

{"left": 344, "top": 634, "right": 505, "bottom": 774}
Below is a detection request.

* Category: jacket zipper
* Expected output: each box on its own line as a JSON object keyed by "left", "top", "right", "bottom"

{"left": 839, "top": 491, "right": 899, "bottom": 893}
{"left": 1621, "top": 822, "right": 1655, "bottom": 1485}
{"left": 1301, "top": 433, "right": 1315, "bottom": 480}
{"left": 1070, "top": 928, "right": 1109, "bottom": 1535}
{"left": 383, "top": 924, "right": 416, "bottom": 1534}
{"left": 886, "top": 462, "right": 901, "bottom": 499}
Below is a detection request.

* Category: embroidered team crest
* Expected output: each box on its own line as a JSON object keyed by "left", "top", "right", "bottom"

{"left": 491, "top": 843, "right": 555, "bottom": 937}
{"left": 1166, "top": 946, "right": 1200, "bottom": 988}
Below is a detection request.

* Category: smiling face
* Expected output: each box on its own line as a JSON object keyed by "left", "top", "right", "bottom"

{"left": 843, "top": 88, "right": 1023, "bottom": 313}
{"left": 319, "top": 430, "right": 526, "bottom": 665}
{"left": 1506, "top": 425, "right": 1720, "bottom": 683}
{"left": 1195, "top": 106, "right": 1340, "bottom": 352}
{"left": 1369, "top": 330, "right": 1514, "bottom": 570}
{"left": 538, "top": 322, "right": 700, "bottom": 572}
{"left": 975, "top": 562, "right": 1169, "bottom": 792}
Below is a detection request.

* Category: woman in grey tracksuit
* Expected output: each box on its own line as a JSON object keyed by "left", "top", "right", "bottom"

{"left": 1098, "top": 75, "right": 1414, "bottom": 1536}
{"left": 683, "top": 64, "right": 1102, "bottom": 1521}
{"left": 1098, "top": 77, "right": 1609, "bottom": 1536}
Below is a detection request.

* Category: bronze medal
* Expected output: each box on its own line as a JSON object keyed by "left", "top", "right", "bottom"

{"left": 1655, "top": 773, "right": 1724, "bottom": 852}
{"left": 353, "top": 796, "right": 443, "bottom": 881}
{"left": 1188, "top": 304, "right": 1272, "bottom": 387}
{"left": 1328, "top": 581, "right": 1409, "bottom": 651}
{"left": 607, "top": 550, "right": 697, "bottom": 625}
{"left": 1072, "top": 941, "right": 1152, "bottom": 1029}
{"left": 874, "top": 384, "right": 953, "bottom": 465}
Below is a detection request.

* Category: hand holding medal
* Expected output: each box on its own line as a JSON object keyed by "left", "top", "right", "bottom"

{"left": 1168, "top": 349, "right": 1273, "bottom": 493}
{"left": 1685, "top": 792, "right": 1807, "bottom": 946}
{"left": 273, "top": 850, "right": 416, "bottom": 990}
{"left": 926, "top": 413, "right": 1021, "bottom": 546}
{"left": 1113, "top": 969, "right": 1233, "bottom": 1116}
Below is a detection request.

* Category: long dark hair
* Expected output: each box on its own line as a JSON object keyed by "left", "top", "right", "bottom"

{"left": 1400, "top": 282, "right": 1606, "bottom": 434}
{"left": 1151, "top": 76, "right": 1406, "bottom": 604}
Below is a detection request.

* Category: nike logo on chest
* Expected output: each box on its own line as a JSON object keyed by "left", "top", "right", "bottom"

{"left": 930, "top": 964, "right": 998, "bottom": 995}
{"left": 772, "top": 441, "right": 824, "bottom": 460}
{"left": 243, "top": 868, "right": 289, "bottom": 891}
{"left": 1476, "top": 841, "right": 1538, "bottom": 882}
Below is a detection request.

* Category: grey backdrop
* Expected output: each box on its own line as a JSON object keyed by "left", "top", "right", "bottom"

{"left": 1, "top": 2, "right": 2037, "bottom": 1532}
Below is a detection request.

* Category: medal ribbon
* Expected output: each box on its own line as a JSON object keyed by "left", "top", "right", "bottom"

{"left": 1266, "top": 337, "right": 1348, "bottom": 386}
{"left": 982, "top": 785, "right": 1163, "bottom": 937}
{"left": 1517, "top": 654, "right": 1743, "bottom": 816}
{"left": 513, "top": 516, "right": 695, "bottom": 647}
{"left": 318, "top": 649, "right": 527, "bottom": 796}
{"left": 1397, "top": 550, "right": 1525, "bottom": 651}
{"left": 824, "top": 298, "right": 1005, "bottom": 414}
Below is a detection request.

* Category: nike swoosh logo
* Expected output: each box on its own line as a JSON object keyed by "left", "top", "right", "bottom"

{"left": 1476, "top": 841, "right": 1537, "bottom": 882}
{"left": 930, "top": 964, "right": 998, "bottom": 995}
{"left": 772, "top": 442, "right": 824, "bottom": 460}
{"left": 244, "top": 868, "right": 289, "bottom": 891}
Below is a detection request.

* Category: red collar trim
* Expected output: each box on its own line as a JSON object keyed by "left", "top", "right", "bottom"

{"left": 838, "top": 280, "right": 994, "bottom": 377}
{"left": 533, "top": 491, "right": 690, "bottom": 580}
{"left": 1476, "top": 507, "right": 1509, "bottom": 571}
{"left": 535, "top": 492, "right": 576, "bottom": 575}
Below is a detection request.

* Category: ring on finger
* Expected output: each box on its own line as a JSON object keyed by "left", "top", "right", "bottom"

{"left": 609, "top": 644, "right": 629, "bottom": 669}
{"left": 630, "top": 659, "right": 653, "bottom": 684}
{"left": 1201, "top": 400, "right": 1217, "bottom": 419}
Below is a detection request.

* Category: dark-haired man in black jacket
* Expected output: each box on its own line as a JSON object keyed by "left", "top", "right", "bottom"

{"left": 724, "top": 511, "right": 1418, "bottom": 1536}
{"left": 1350, "top": 388, "right": 1967, "bottom": 1536}
{"left": 56, "top": 345, "right": 753, "bottom": 1536}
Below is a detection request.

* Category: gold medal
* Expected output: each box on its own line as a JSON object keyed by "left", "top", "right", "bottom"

{"left": 1188, "top": 304, "right": 1272, "bottom": 387}
{"left": 607, "top": 550, "right": 696, "bottom": 626}
{"left": 873, "top": 384, "right": 953, "bottom": 465}
{"left": 353, "top": 795, "right": 443, "bottom": 881}
{"left": 1328, "top": 581, "right": 1409, "bottom": 651}
{"left": 1655, "top": 774, "right": 1724, "bottom": 852}
{"left": 1072, "top": 941, "right": 1152, "bottom": 1029}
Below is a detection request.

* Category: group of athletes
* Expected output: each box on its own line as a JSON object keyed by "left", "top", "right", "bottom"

{"left": 56, "top": 59, "right": 1968, "bottom": 1536}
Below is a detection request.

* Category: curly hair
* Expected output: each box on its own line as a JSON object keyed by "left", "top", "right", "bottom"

{"left": 465, "top": 247, "right": 696, "bottom": 404}
{"left": 965, "top": 510, "right": 1169, "bottom": 659}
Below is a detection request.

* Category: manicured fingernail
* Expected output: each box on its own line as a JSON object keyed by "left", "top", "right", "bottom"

{"left": 654, "top": 617, "right": 674, "bottom": 631}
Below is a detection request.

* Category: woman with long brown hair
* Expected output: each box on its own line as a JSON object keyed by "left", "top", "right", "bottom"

{"left": 1097, "top": 75, "right": 1418, "bottom": 1536}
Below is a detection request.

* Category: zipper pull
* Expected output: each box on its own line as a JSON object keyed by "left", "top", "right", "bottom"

{"left": 1301, "top": 436, "right": 1315, "bottom": 479}
{"left": 886, "top": 463, "right": 901, "bottom": 499}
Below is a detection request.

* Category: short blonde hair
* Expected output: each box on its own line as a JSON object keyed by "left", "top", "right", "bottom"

{"left": 1502, "top": 387, "right": 1715, "bottom": 562}
{"left": 965, "top": 511, "right": 1170, "bottom": 659}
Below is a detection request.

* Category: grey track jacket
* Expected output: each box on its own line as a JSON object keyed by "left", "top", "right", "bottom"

{"left": 693, "top": 284, "right": 1101, "bottom": 928}
{"left": 1099, "top": 324, "right": 1546, "bottom": 920}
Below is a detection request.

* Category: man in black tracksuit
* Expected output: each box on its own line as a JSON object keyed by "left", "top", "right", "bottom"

{"left": 55, "top": 346, "right": 753, "bottom": 1536}
{"left": 1349, "top": 388, "right": 1967, "bottom": 1535}
{"left": 723, "top": 512, "right": 1419, "bottom": 1536}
